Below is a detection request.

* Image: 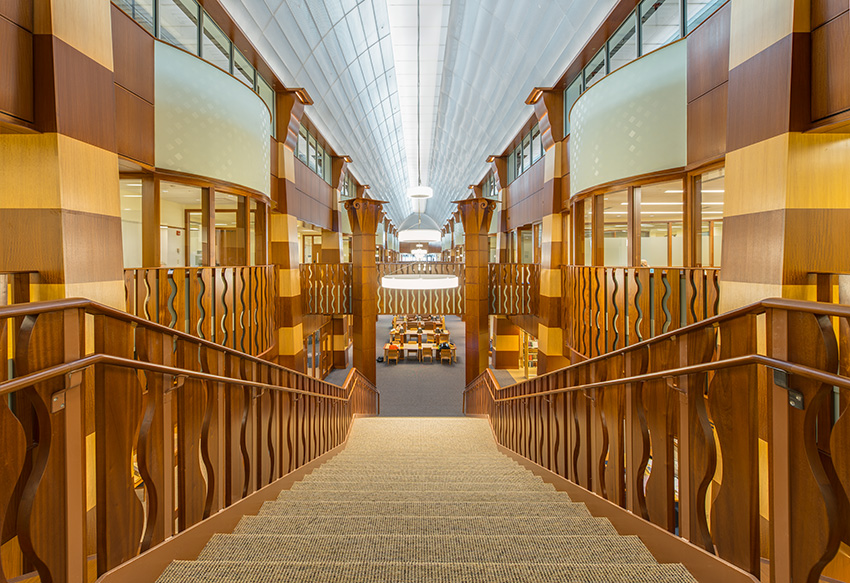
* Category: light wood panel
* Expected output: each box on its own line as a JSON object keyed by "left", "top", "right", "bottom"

{"left": 728, "top": 0, "right": 797, "bottom": 70}
{"left": 36, "top": 0, "right": 114, "bottom": 70}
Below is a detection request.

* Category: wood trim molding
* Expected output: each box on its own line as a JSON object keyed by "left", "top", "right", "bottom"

{"left": 570, "top": 166, "right": 687, "bottom": 202}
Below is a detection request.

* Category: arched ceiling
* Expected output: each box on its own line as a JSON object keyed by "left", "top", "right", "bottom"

{"left": 219, "top": 0, "right": 616, "bottom": 226}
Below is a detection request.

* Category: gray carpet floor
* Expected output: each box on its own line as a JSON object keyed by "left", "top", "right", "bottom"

{"left": 325, "top": 315, "right": 466, "bottom": 416}
{"left": 159, "top": 418, "right": 696, "bottom": 583}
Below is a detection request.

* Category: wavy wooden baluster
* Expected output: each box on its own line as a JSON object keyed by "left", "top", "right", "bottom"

{"left": 591, "top": 359, "right": 608, "bottom": 498}
{"left": 199, "top": 346, "right": 223, "bottom": 519}
{"left": 135, "top": 327, "right": 171, "bottom": 550}
{"left": 704, "top": 316, "right": 757, "bottom": 571}
{"left": 625, "top": 346, "right": 650, "bottom": 518}
{"left": 238, "top": 360, "right": 253, "bottom": 499}
{"left": 175, "top": 338, "right": 206, "bottom": 532}
{"left": 835, "top": 312, "right": 850, "bottom": 550}
{"left": 606, "top": 270, "right": 617, "bottom": 354}
{"left": 93, "top": 316, "right": 145, "bottom": 573}
{"left": 635, "top": 268, "right": 651, "bottom": 342}
{"left": 602, "top": 353, "right": 626, "bottom": 506}
{"left": 158, "top": 269, "right": 172, "bottom": 328}
{"left": 644, "top": 337, "right": 677, "bottom": 532}
{"left": 14, "top": 311, "right": 76, "bottom": 583}
{"left": 123, "top": 270, "right": 136, "bottom": 315}
{"left": 782, "top": 311, "right": 844, "bottom": 583}
{"left": 592, "top": 269, "right": 603, "bottom": 357}
{"left": 0, "top": 318, "right": 27, "bottom": 583}
{"left": 237, "top": 269, "right": 249, "bottom": 352}
{"left": 679, "top": 325, "right": 719, "bottom": 556}
{"left": 574, "top": 364, "right": 592, "bottom": 490}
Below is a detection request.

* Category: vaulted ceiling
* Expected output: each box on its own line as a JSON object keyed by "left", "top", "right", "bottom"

{"left": 219, "top": 0, "right": 616, "bottom": 226}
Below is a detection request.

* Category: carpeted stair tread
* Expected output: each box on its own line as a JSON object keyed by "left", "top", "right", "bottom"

{"left": 275, "top": 489, "right": 573, "bottom": 503}
{"left": 257, "top": 500, "right": 592, "bottom": 518}
{"left": 197, "top": 533, "right": 657, "bottom": 564}
{"left": 290, "top": 479, "right": 556, "bottom": 492}
{"left": 233, "top": 514, "right": 618, "bottom": 536}
{"left": 158, "top": 560, "right": 697, "bottom": 583}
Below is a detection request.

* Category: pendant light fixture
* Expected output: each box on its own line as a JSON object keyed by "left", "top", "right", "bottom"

{"left": 406, "top": 0, "right": 433, "bottom": 201}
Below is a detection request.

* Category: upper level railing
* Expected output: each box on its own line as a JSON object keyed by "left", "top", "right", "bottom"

{"left": 0, "top": 298, "right": 378, "bottom": 583}
{"left": 300, "top": 262, "right": 539, "bottom": 317}
{"left": 465, "top": 297, "right": 850, "bottom": 583}
{"left": 563, "top": 266, "right": 720, "bottom": 359}
{"left": 124, "top": 266, "right": 276, "bottom": 356}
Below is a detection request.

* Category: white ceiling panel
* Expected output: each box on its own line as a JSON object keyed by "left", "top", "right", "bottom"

{"left": 219, "top": 0, "right": 615, "bottom": 225}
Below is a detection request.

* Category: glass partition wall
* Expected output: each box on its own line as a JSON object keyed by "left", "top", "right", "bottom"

{"left": 118, "top": 174, "right": 268, "bottom": 269}
{"left": 572, "top": 167, "right": 724, "bottom": 268}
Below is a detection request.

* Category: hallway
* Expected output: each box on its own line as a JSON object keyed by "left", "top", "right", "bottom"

{"left": 325, "top": 315, "right": 466, "bottom": 416}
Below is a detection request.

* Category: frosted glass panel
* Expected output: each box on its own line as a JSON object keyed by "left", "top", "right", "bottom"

{"left": 155, "top": 42, "right": 271, "bottom": 197}
{"left": 570, "top": 40, "right": 687, "bottom": 197}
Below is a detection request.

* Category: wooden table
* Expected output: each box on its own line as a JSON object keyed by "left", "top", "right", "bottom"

{"left": 383, "top": 343, "right": 456, "bottom": 362}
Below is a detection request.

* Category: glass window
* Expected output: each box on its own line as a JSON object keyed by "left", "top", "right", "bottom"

{"left": 638, "top": 179, "right": 684, "bottom": 267}
{"left": 520, "top": 229, "right": 533, "bottom": 264}
{"left": 201, "top": 12, "right": 230, "bottom": 72}
{"left": 584, "top": 48, "right": 606, "bottom": 88}
{"left": 640, "top": 0, "right": 681, "bottom": 56}
{"left": 324, "top": 150, "right": 332, "bottom": 184}
{"left": 514, "top": 145, "right": 522, "bottom": 178}
{"left": 215, "top": 193, "right": 239, "bottom": 266}
{"left": 308, "top": 135, "right": 317, "bottom": 173}
{"left": 297, "top": 126, "right": 308, "bottom": 163}
{"left": 119, "top": 179, "right": 144, "bottom": 268}
{"left": 507, "top": 152, "right": 515, "bottom": 183}
{"left": 686, "top": 0, "right": 725, "bottom": 33}
{"left": 249, "top": 199, "right": 258, "bottom": 266}
{"left": 608, "top": 13, "right": 638, "bottom": 73}
{"left": 233, "top": 48, "right": 255, "bottom": 88}
{"left": 115, "top": 0, "right": 155, "bottom": 35}
{"left": 521, "top": 135, "right": 531, "bottom": 173}
{"left": 699, "top": 167, "right": 724, "bottom": 266}
{"left": 584, "top": 198, "right": 593, "bottom": 265}
{"left": 602, "top": 190, "right": 629, "bottom": 266}
{"left": 316, "top": 143, "right": 324, "bottom": 178}
{"left": 159, "top": 0, "right": 200, "bottom": 55}
{"left": 160, "top": 181, "right": 203, "bottom": 267}
{"left": 564, "top": 76, "right": 583, "bottom": 136}
{"left": 531, "top": 125, "right": 542, "bottom": 163}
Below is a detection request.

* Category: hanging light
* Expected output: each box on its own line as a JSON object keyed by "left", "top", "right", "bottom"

{"left": 382, "top": 273, "right": 459, "bottom": 290}
{"left": 397, "top": 212, "right": 441, "bottom": 242}
{"left": 406, "top": 0, "right": 433, "bottom": 201}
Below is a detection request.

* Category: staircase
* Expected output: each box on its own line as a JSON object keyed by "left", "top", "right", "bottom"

{"left": 158, "top": 418, "right": 696, "bottom": 582}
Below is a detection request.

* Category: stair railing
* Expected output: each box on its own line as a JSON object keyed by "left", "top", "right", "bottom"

{"left": 464, "top": 297, "right": 850, "bottom": 583}
{"left": 0, "top": 298, "right": 378, "bottom": 583}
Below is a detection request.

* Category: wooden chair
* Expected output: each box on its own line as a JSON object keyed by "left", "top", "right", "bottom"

{"left": 421, "top": 345, "right": 434, "bottom": 363}
{"left": 392, "top": 333, "right": 403, "bottom": 344}
{"left": 387, "top": 347, "right": 399, "bottom": 364}
{"left": 439, "top": 333, "right": 449, "bottom": 343}
{"left": 440, "top": 348, "right": 452, "bottom": 364}
{"left": 416, "top": 342, "right": 424, "bottom": 362}
{"left": 424, "top": 321, "right": 436, "bottom": 331}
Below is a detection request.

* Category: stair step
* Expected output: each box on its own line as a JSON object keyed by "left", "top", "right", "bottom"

{"left": 159, "top": 560, "right": 696, "bottom": 583}
{"left": 233, "top": 514, "right": 618, "bottom": 536}
{"left": 257, "top": 500, "right": 591, "bottom": 518}
{"left": 197, "top": 534, "right": 657, "bottom": 564}
{"left": 275, "top": 489, "right": 573, "bottom": 503}
{"left": 290, "top": 480, "right": 555, "bottom": 492}
{"left": 302, "top": 469, "right": 538, "bottom": 482}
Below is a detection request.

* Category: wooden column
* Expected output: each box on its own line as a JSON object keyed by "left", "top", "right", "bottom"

{"left": 456, "top": 197, "right": 497, "bottom": 385}
{"left": 344, "top": 197, "right": 385, "bottom": 385}
{"left": 320, "top": 228, "right": 348, "bottom": 369}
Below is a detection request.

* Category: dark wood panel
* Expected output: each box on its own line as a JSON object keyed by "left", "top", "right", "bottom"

{"left": 687, "top": 82, "right": 727, "bottom": 166}
{"left": 812, "top": 13, "right": 850, "bottom": 121}
{"left": 270, "top": 137, "right": 279, "bottom": 178}
{"left": 115, "top": 84, "right": 154, "bottom": 166}
{"left": 727, "top": 33, "right": 810, "bottom": 152}
{"left": 0, "top": 0, "right": 33, "bottom": 30}
{"left": 61, "top": 210, "right": 125, "bottom": 284}
{"left": 110, "top": 4, "right": 154, "bottom": 104}
{"left": 783, "top": 208, "right": 850, "bottom": 284}
{"left": 687, "top": 1, "right": 730, "bottom": 102}
{"left": 34, "top": 35, "right": 117, "bottom": 152}
{"left": 0, "top": 16, "right": 33, "bottom": 122}
{"left": 811, "top": 0, "right": 848, "bottom": 30}
{"left": 0, "top": 208, "right": 65, "bottom": 281}
{"left": 718, "top": 210, "right": 786, "bottom": 286}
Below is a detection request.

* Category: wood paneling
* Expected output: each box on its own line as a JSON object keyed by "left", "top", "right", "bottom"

{"left": 284, "top": 160, "right": 335, "bottom": 230}
{"left": 727, "top": 33, "right": 810, "bottom": 152}
{"left": 720, "top": 210, "right": 786, "bottom": 286}
{"left": 687, "top": 1, "right": 730, "bottom": 102}
{"left": 687, "top": 83, "right": 728, "bottom": 167}
{"left": 812, "top": 12, "right": 850, "bottom": 121}
{"left": 0, "top": 16, "right": 33, "bottom": 123}
{"left": 0, "top": 0, "right": 34, "bottom": 30}
{"left": 728, "top": 0, "right": 797, "bottom": 70}
{"left": 115, "top": 85, "right": 153, "bottom": 166}
{"left": 110, "top": 4, "right": 154, "bottom": 104}
{"left": 811, "top": 0, "right": 848, "bottom": 30}
{"left": 34, "top": 35, "right": 117, "bottom": 152}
